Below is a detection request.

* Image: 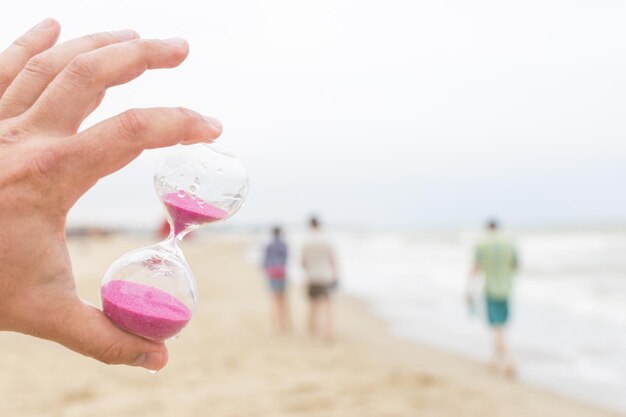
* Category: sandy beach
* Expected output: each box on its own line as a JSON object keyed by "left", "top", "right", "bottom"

{"left": 0, "top": 235, "right": 620, "bottom": 417}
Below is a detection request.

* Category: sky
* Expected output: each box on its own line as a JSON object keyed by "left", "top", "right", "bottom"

{"left": 1, "top": 0, "right": 625, "bottom": 230}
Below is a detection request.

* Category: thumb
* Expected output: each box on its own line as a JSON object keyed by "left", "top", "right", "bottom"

{"left": 8, "top": 284, "right": 169, "bottom": 370}
{"left": 54, "top": 298, "right": 169, "bottom": 370}
{"left": 40, "top": 297, "right": 168, "bottom": 371}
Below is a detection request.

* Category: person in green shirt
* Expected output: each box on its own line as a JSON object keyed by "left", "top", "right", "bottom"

{"left": 469, "top": 219, "right": 519, "bottom": 376}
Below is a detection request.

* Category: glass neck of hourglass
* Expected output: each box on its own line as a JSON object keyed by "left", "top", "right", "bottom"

{"left": 159, "top": 230, "right": 185, "bottom": 256}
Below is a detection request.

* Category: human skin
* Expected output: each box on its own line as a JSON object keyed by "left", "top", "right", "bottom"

{"left": 0, "top": 19, "right": 223, "bottom": 371}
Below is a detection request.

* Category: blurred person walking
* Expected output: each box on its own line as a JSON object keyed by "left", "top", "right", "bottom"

{"left": 263, "top": 226, "right": 291, "bottom": 334}
{"left": 301, "top": 217, "right": 339, "bottom": 342}
{"left": 468, "top": 219, "right": 519, "bottom": 377}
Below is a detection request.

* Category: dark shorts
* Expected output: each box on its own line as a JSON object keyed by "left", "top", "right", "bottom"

{"left": 268, "top": 278, "right": 286, "bottom": 294}
{"left": 486, "top": 297, "right": 509, "bottom": 326}
{"left": 307, "top": 283, "right": 331, "bottom": 300}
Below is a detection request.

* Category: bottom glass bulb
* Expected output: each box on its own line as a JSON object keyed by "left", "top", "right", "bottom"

{"left": 100, "top": 241, "right": 197, "bottom": 341}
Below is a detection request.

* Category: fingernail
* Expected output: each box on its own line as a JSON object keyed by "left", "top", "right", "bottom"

{"left": 203, "top": 115, "right": 223, "bottom": 134}
{"left": 162, "top": 37, "right": 188, "bottom": 49}
{"left": 34, "top": 18, "right": 56, "bottom": 31}
{"left": 134, "top": 352, "right": 164, "bottom": 370}
{"left": 110, "top": 30, "right": 138, "bottom": 41}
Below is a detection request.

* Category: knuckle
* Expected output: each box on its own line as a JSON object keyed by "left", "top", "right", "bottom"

{"left": 65, "top": 54, "right": 98, "bottom": 84}
{"left": 124, "top": 38, "right": 151, "bottom": 58}
{"left": 127, "top": 38, "right": 155, "bottom": 57}
{"left": 23, "top": 54, "right": 56, "bottom": 79}
{"left": 0, "top": 122, "right": 28, "bottom": 143}
{"left": 130, "top": 38, "right": 147, "bottom": 48}
{"left": 0, "top": 69, "right": 10, "bottom": 89}
{"left": 175, "top": 107, "right": 197, "bottom": 125}
{"left": 86, "top": 32, "right": 117, "bottom": 47}
{"left": 11, "top": 36, "right": 31, "bottom": 52}
{"left": 98, "top": 340, "right": 126, "bottom": 365}
{"left": 0, "top": 67, "right": 13, "bottom": 85}
{"left": 84, "top": 32, "right": 103, "bottom": 44}
{"left": 28, "top": 147, "right": 59, "bottom": 179}
{"left": 118, "top": 109, "right": 147, "bottom": 139}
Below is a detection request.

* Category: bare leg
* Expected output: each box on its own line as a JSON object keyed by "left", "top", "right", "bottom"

{"left": 308, "top": 299, "right": 319, "bottom": 337}
{"left": 493, "top": 326, "right": 505, "bottom": 361}
{"left": 270, "top": 293, "right": 280, "bottom": 334}
{"left": 275, "top": 292, "right": 291, "bottom": 334}
{"left": 320, "top": 297, "right": 334, "bottom": 342}
{"left": 285, "top": 293, "right": 292, "bottom": 333}
{"left": 492, "top": 326, "right": 516, "bottom": 377}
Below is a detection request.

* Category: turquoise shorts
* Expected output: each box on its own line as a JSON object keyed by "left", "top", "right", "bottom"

{"left": 486, "top": 297, "right": 509, "bottom": 326}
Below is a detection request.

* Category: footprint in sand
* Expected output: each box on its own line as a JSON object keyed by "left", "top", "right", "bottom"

{"left": 60, "top": 387, "right": 95, "bottom": 405}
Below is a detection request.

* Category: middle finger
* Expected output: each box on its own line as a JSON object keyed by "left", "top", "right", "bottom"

{"left": 25, "top": 37, "right": 190, "bottom": 135}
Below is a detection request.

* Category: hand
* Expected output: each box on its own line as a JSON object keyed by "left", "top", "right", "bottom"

{"left": 0, "top": 19, "right": 222, "bottom": 370}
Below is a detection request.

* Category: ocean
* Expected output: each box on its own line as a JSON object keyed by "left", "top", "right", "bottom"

{"left": 253, "top": 228, "right": 626, "bottom": 413}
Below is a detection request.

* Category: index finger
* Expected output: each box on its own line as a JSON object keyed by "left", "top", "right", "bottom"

{"left": 61, "top": 107, "right": 222, "bottom": 194}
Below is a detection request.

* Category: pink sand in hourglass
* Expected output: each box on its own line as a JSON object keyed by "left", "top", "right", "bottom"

{"left": 101, "top": 280, "right": 192, "bottom": 341}
{"left": 163, "top": 192, "right": 228, "bottom": 234}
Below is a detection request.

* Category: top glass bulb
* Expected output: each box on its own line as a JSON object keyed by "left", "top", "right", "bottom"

{"left": 154, "top": 143, "right": 249, "bottom": 235}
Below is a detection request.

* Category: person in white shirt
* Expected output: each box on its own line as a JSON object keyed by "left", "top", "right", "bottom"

{"left": 301, "top": 216, "right": 338, "bottom": 341}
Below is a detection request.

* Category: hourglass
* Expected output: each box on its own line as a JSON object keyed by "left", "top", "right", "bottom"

{"left": 100, "top": 143, "right": 248, "bottom": 341}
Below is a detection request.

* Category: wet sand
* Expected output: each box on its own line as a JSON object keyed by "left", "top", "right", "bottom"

{"left": 0, "top": 235, "right": 620, "bottom": 417}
